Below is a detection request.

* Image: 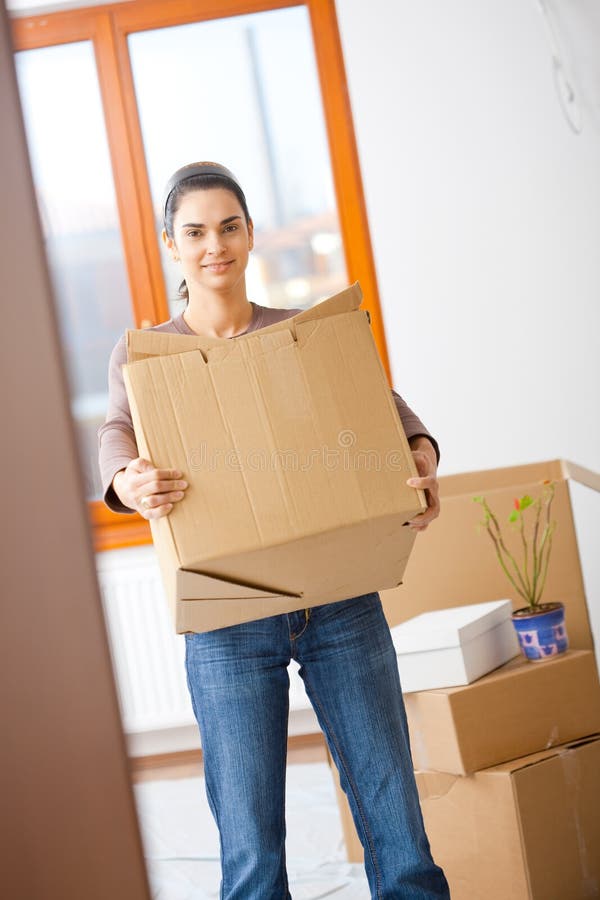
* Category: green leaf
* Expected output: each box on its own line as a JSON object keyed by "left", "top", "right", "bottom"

{"left": 508, "top": 510, "right": 519, "bottom": 523}
{"left": 520, "top": 495, "right": 534, "bottom": 510}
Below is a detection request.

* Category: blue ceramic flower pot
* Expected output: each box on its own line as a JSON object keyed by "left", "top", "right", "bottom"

{"left": 511, "top": 602, "right": 568, "bottom": 661}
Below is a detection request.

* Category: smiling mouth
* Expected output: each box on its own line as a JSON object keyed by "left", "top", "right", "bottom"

{"left": 203, "top": 260, "right": 234, "bottom": 270}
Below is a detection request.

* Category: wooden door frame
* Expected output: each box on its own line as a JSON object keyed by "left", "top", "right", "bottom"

{"left": 1, "top": 2, "right": 151, "bottom": 892}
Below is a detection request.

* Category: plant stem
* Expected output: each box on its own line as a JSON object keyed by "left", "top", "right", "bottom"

{"left": 518, "top": 511, "right": 532, "bottom": 599}
{"left": 485, "top": 503, "right": 531, "bottom": 600}
{"left": 536, "top": 525, "right": 555, "bottom": 604}
{"left": 475, "top": 482, "right": 556, "bottom": 610}
{"left": 484, "top": 525, "right": 529, "bottom": 604}
{"left": 531, "top": 497, "right": 542, "bottom": 606}
{"left": 534, "top": 484, "right": 556, "bottom": 604}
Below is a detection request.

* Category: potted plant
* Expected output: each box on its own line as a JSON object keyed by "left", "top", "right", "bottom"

{"left": 473, "top": 480, "right": 568, "bottom": 661}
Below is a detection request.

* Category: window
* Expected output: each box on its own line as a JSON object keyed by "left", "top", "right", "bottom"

{"left": 11, "top": 0, "right": 389, "bottom": 550}
{"left": 129, "top": 7, "right": 345, "bottom": 315}
{"left": 16, "top": 42, "right": 133, "bottom": 500}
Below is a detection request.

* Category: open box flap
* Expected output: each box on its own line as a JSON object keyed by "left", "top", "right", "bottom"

{"left": 126, "top": 330, "right": 205, "bottom": 363}
{"left": 560, "top": 459, "right": 600, "bottom": 493}
{"left": 438, "top": 460, "right": 565, "bottom": 498}
{"left": 438, "top": 458, "right": 600, "bottom": 499}
{"left": 176, "top": 567, "right": 302, "bottom": 602}
{"left": 126, "top": 282, "right": 363, "bottom": 363}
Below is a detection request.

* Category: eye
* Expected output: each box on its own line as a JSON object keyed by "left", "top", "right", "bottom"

{"left": 186, "top": 229, "right": 202, "bottom": 238}
{"left": 223, "top": 224, "right": 239, "bottom": 233}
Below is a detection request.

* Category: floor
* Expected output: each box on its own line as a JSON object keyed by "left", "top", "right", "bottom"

{"left": 131, "top": 741, "right": 370, "bottom": 899}
{"left": 130, "top": 734, "right": 328, "bottom": 783}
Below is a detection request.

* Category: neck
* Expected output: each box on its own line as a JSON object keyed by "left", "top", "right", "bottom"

{"left": 183, "top": 284, "right": 253, "bottom": 338}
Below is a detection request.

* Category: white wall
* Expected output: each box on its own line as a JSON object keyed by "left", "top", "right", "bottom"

{"left": 336, "top": 0, "right": 600, "bottom": 476}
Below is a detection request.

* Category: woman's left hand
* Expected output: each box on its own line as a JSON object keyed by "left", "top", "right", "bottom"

{"left": 405, "top": 438, "right": 441, "bottom": 531}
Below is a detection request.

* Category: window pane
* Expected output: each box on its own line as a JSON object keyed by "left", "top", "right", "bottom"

{"left": 15, "top": 42, "right": 132, "bottom": 501}
{"left": 128, "top": 6, "right": 346, "bottom": 316}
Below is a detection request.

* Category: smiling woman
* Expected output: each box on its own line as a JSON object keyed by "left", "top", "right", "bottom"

{"left": 97, "top": 160, "right": 449, "bottom": 898}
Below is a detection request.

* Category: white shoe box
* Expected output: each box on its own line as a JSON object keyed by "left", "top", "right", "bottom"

{"left": 391, "top": 600, "right": 520, "bottom": 693}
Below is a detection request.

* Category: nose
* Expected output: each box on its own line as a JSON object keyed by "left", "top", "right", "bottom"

{"left": 206, "top": 232, "right": 226, "bottom": 256}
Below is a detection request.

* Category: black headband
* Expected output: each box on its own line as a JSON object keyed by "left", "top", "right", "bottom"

{"left": 162, "top": 161, "right": 244, "bottom": 224}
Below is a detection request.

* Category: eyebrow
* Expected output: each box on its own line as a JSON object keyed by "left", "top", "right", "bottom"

{"left": 179, "top": 215, "right": 242, "bottom": 229}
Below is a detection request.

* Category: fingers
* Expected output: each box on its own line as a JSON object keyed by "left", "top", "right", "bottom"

{"left": 129, "top": 460, "right": 188, "bottom": 519}
{"left": 410, "top": 450, "right": 433, "bottom": 477}
{"left": 407, "top": 508, "right": 439, "bottom": 531}
{"left": 130, "top": 457, "right": 183, "bottom": 481}
{"left": 138, "top": 488, "right": 186, "bottom": 509}
{"left": 407, "top": 492, "right": 441, "bottom": 529}
{"left": 113, "top": 458, "right": 189, "bottom": 517}
{"left": 137, "top": 485, "right": 188, "bottom": 518}
{"left": 407, "top": 474, "right": 437, "bottom": 490}
{"left": 140, "top": 477, "right": 188, "bottom": 495}
{"left": 129, "top": 456, "right": 156, "bottom": 473}
{"left": 405, "top": 468, "right": 441, "bottom": 531}
{"left": 141, "top": 501, "right": 174, "bottom": 520}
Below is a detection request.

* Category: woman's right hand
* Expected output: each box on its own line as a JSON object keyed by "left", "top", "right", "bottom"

{"left": 112, "top": 457, "right": 188, "bottom": 519}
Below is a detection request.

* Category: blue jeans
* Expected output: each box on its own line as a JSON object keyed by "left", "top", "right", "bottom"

{"left": 184, "top": 592, "right": 450, "bottom": 899}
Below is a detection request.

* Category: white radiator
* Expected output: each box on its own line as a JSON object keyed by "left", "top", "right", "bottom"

{"left": 95, "top": 545, "right": 315, "bottom": 750}
{"left": 96, "top": 545, "right": 195, "bottom": 734}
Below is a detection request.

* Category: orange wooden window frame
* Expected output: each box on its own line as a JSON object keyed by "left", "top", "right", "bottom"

{"left": 12, "top": 0, "right": 390, "bottom": 553}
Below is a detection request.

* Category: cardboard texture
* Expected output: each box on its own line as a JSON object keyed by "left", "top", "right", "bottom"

{"left": 416, "top": 735, "right": 600, "bottom": 899}
{"left": 391, "top": 599, "right": 519, "bottom": 692}
{"left": 122, "top": 284, "right": 426, "bottom": 633}
{"left": 405, "top": 649, "right": 600, "bottom": 774}
{"left": 380, "top": 459, "right": 599, "bottom": 651}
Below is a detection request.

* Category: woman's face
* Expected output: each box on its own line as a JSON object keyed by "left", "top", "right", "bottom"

{"left": 163, "top": 187, "right": 254, "bottom": 297}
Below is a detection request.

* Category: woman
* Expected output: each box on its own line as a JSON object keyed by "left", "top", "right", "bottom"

{"left": 98, "top": 161, "right": 450, "bottom": 899}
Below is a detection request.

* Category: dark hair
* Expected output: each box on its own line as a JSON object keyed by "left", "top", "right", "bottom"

{"left": 163, "top": 171, "right": 251, "bottom": 303}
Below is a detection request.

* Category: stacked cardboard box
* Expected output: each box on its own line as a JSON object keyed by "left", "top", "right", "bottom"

{"left": 331, "top": 460, "right": 600, "bottom": 897}
{"left": 404, "top": 649, "right": 599, "bottom": 774}
{"left": 333, "top": 651, "right": 600, "bottom": 898}
{"left": 410, "top": 650, "right": 600, "bottom": 899}
{"left": 416, "top": 734, "right": 600, "bottom": 899}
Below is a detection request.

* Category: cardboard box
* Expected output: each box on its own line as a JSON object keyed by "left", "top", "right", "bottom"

{"left": 390, "top": 599, "right": 519, "bottom": 692}
{"left": 405, "top": 649, "right": 600, "bottom": 774}
{"left": 380, "top": 459, "right": 600, "bottom": 652}
{"left": 122, "top": 284, "right": 426, "bottom": 633}
{"left": 416, "top": 735, "right": 600, "bottom": 899}
{"left": 331, "top": 736, "right": 600, "bottom": 896}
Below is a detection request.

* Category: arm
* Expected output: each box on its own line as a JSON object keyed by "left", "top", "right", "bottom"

{"left": 408, "top": 434, "right": 438, "bottom": 471}
{"left": 97, "top": 335, "right": 141, "bottom": 514}
{"left": 97, "top": 334, "right": 188, "bottom": 518}
{"left": 390, "top": 389, "right": 441, "bottom": 532}
{"left": 391, "top": 389, "right": 440, "bottom": 466}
